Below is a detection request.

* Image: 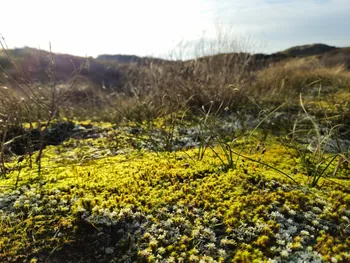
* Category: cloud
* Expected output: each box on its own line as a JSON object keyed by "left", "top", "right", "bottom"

{"left": 202, "top": 0, "right": 350, "bottom": 52}
{"left": 0, "top": 0, "right": 348, "bottom": 56}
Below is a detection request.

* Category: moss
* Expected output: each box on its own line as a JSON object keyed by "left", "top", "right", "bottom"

{"left": 0, "top": 122, "right": 349, "bottom": 262}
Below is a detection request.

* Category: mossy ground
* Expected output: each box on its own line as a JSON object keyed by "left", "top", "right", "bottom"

{"left": 0, "top": 121, "right": 349, "bottom": 263}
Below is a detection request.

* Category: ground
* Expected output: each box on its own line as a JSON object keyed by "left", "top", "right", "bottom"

{"left": 0, "top": 120, "right": 349, "bottom": 263}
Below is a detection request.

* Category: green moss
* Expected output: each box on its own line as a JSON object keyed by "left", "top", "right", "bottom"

{"left": 0, "top": 124, "right": 349, "bottom": 262}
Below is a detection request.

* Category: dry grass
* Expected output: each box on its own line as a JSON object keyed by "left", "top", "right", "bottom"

{"left": 1, "top": 39, "right": 350, "bottom": 125}
{"left": 251, "top": 57, "right": 350, "bottom": 104}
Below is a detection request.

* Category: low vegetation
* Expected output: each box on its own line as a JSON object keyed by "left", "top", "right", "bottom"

{"left": 0, "top": 41, "right": 349, "bottom": 262}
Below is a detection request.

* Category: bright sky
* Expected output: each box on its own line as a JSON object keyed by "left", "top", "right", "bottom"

{"left": 1, "top": 0, "right": 349, "bottom": 58}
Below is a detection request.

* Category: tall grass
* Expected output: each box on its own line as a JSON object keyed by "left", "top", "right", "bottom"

{"left": 252, "top": 57, "right": 350, "bottom": 105}
{"left": 282, "top": 94, "right": 346, "bottom": 187}
{"left": 0, "top": 39, "right": 87, "bottom": 177}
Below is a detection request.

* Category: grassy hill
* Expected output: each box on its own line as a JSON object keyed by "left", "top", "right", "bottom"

{"left": 278, "top": 43, "right": 337, "bottom": 57}
{"left": 1, "top": 43, "right": 349, "bottom": 88}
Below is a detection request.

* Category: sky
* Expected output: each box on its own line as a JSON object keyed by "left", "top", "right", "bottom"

{"left": 0, "top": 0, "right": 349, "bottom": 59}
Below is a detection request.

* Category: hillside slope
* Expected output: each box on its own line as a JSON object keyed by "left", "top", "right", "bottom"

{"left": 1, "top": 44, "right": 349, "bottom": 92}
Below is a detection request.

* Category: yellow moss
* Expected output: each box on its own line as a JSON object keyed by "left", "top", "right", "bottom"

{"left": 0, "top": 126, "right": 349, "bottom": 262}
{"left": 255, "top": 235, "right": 270, "bottom": 247}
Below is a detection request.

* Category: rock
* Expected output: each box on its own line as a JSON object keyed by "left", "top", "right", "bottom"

{"left": 307, "top": 138, "right": 350, "bottom": 153}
